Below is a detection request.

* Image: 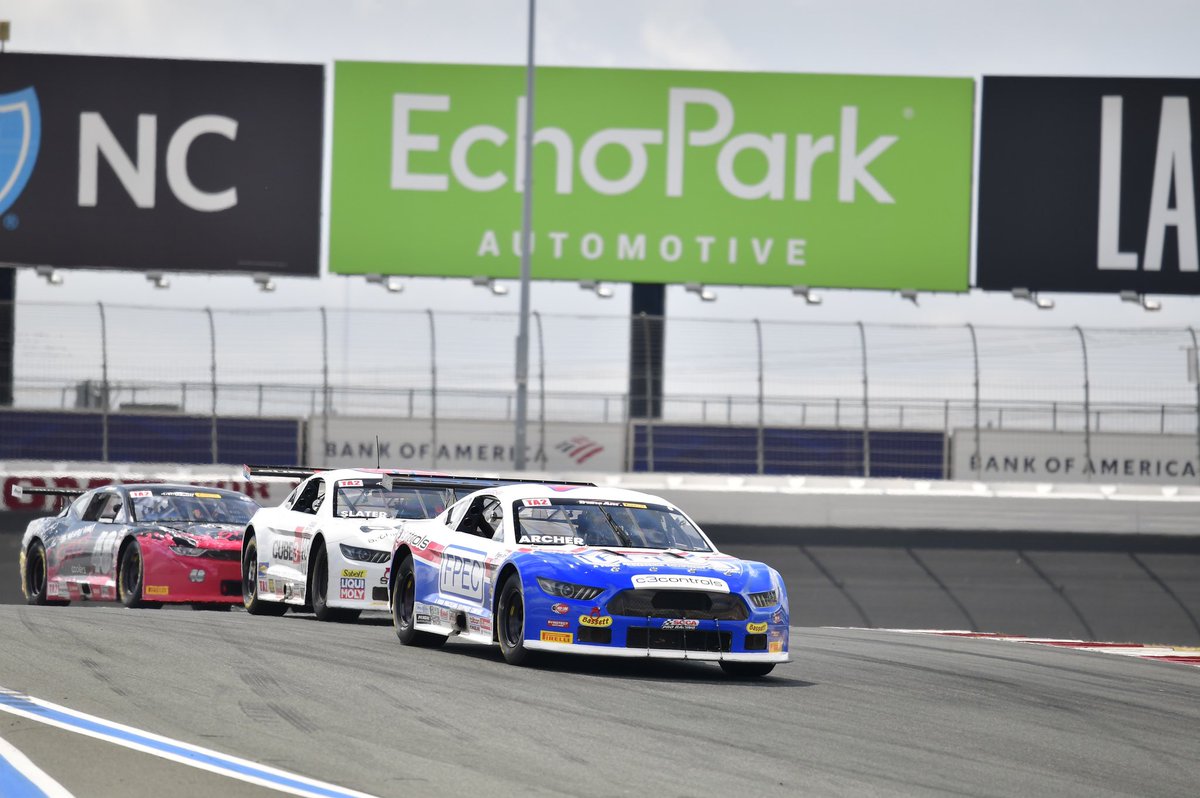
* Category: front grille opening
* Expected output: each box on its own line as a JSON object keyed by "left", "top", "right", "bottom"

{"left": 652, "top": 591, "right": 710, "bottom": 612}
{"left": 626, "top": 627, "right": 732, "bottom": 652}
{"left": 202, "top": 550, "right": 240, "bottom": 561}
{"left": 577, "top": 626, "right": 612, "bottom": 645}
{"left": 372, "top": 587, "right": 388, "bottom": 602}
{"left": 220, "top": 580, "right": 241, "bottom": 596}
{"left": 744, "top": 633, "right": 768, "bottom": 651}
{"left": 607, "top": 590, "right": 748, "bottom": 621}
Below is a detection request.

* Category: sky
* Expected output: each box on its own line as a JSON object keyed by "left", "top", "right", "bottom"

{"left": 3, "top": 0, "right": 1200, "bottom": 327}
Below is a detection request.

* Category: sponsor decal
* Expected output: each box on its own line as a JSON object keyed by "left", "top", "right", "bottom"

{"left": 439, "top": 545, "right": 485, "bottom": 601}
{"left": 771, "top": 609, "right": 785, "bottom": 625}
{"left": 339, "top": 568, "right": 367, "bottom": 600}
{"left": 194, "top": 492, "right": 222, "bottom": 499}
{"left": 546, "top": 619, "right": 570, "bottom": 628}
{"left": 768, "top": 641, "right": 784, "bottom": 654}
{"left": 746, "top": 621, "right": 768, "bottom": 634}
{"left": 267, "top": 578, "right": 276, "bottom": 594}
{"left": 189, "top": 569, "right": 206, "bottom": 583}
{"left": 145, "top": 585, "right": 169, "bottom": 596}
{"left": 661, "top": 618, "right": 699, "bottom": 630}
{"left": 518, "top": 534, "right": 585, "bottom": 546}
{"left": 162, "top": 491, "right": 196, "bottom": 497}
{"left": 338, "top": 479, "right": 364, "bottom": 487}
{"left": 522, "top": 498, "right": 551, "bottom": 507}
{"left": 415, "top": 613, "right": 431, "bottom": 624}
{"left": 631, "top": 574, "right": 730, "bottom": 592}
{"left": 128, "top": 490, "right": 152, "bottom": 499}
{"left": 46, "top": 581, "right": 62, "bottom": 597}
{"left": 550, "top": 602, "right": 570, "bottom": 615}
{"left": 578, "top": 612, "right": 613, "bottom": 628}
{"left": 399, "top": 531, "right": 431, "bottom": 550}
{"left": 258, "top": 579, "right": 268, "bottom": 592}
{"left": 540, "top": 630, "right": 573, "bottom": 644}
{"left": 257, "top": 563, "right": 268, "bottom": 575}
{"left": 271, "top": 539, "right": 306, "bottom": 565}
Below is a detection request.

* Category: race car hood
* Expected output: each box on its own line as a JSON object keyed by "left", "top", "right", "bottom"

{"left": 518, "top": 547, "right": 775, "bottom": 594}
{"left": 135, "top": 522, "right": 244, "bottom": 549}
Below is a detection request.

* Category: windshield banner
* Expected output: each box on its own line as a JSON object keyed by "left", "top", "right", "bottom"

{"left": 330, "top": 62, "right": 974, "bottom": 290}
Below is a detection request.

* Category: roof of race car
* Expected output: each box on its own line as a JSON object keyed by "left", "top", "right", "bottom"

{"left": 464, "top": 482, "right": 677, "bottom": 508}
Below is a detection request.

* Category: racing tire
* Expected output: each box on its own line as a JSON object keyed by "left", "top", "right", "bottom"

{"left": 391, "top": 556, "right": 445, "bottom": 648}
{"left": 24, "top": 540, "right": 68, "bottom": 606}
{"left": 719, "top": 661, "right": 776, "bottom": 678}
{"left": 497, "top": 575, "right": 538, "bottom": 666}
{"left": 117, "top": 540, "right": 162, "bottom": 609}
{"left": 311, "top": 543, "right": 360, "bottom": 623}
{"left": 241, "top": 536, "right": 288, "bottom": 616}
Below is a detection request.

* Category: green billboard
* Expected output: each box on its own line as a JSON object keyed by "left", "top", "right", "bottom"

{"left": 331, "top": 62, "right": 974, "bottom": 290}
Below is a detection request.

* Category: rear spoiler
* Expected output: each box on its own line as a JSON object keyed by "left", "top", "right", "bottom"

{"left": 243, "top": 464, "right": 593, "bottom": 491}
{"left": 243, "top": 465, "right": 330, "bottom": 480}
{"left": 10, "top": 484, "right": 86, "bottom": 500}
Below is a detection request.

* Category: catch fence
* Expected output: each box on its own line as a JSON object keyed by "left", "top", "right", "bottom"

{"left": 3, "top": 301, "right": 1198, "bottom": 481}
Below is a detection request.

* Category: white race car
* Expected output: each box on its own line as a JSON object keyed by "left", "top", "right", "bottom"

{"left": 240, "top": 466, "right": 504, "bottom": 621}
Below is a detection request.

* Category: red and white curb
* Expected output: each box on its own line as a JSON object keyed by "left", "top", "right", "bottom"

{"left": 842, "top": 628, "right": 1200, "bottom": 667}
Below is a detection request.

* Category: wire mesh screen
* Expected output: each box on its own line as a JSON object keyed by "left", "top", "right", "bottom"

{"left": 3, "top": 300, "right": 1197, "bottom": 482}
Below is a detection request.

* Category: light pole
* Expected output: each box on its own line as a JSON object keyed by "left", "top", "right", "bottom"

{"left": 514, "top": 0, "right": 537, "bottom": 470}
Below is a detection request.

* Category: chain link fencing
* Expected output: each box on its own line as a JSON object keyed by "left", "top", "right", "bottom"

{"left": 3, "top": 301, "right": 1197, "bottom": 482}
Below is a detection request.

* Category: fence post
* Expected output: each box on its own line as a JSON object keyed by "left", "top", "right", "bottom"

{"left": 205, "top": 307, "right": 218, "bottom": 464}
{"left": 1189, "top": 327, "right": 1200, "bottom": 485}
{"left": 1074, "top": 325, "right": 1092, "bottom": 479}
{"left": 426, "top": 309, "right": 438, "bottom": 468}
{"left": 97, "top": 302, "right": 109, "bottom": 462}
{"left": 966, "top": 323, "right": 981, "bottom": 479}
{"left": 753, "top": 318, "right": 764, "bottom": 475}
{"left": 533, "top": 310, "right": 546, "bottom": 469}
{"left": 320, "top": 307, "right": 330, "bottom": 465}
{"left": 856, "top": 321, "right": 870, "bottom": 477}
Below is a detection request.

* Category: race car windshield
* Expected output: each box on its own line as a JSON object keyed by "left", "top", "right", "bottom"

{"left": 334, "top": 480, "right": 459, "bottom": 520}
{"left": 131, "top": 490, "right": 256, "bottom": 524}
{"left": 514, "top": 499, "right": 711, "bottom": 551}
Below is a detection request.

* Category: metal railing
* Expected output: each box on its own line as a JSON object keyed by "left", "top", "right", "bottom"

{"left": 4, "top": 301, "right": 1198, "bottom": 479}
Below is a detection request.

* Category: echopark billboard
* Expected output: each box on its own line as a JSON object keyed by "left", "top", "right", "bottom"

{"left": 330, "top": 63, "right": 974, "bottom": 290}
{"left": 977, "top": 76, "right": 1200, "bottom": 295}
{"left": 0, "top": 53, "right": 322, "bottom": 276}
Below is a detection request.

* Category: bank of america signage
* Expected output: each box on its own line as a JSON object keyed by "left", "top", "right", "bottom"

{"left": 331, "top": 63, "right": 974, "bottom": 291}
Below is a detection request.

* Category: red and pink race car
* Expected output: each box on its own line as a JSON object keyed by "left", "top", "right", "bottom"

{"left": 14, "top": 482, "right": 260, "bottom": 609}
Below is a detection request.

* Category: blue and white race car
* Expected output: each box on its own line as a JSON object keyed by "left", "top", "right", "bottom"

{"left": 388, "top": 482, "right": 789, "bottom": 677}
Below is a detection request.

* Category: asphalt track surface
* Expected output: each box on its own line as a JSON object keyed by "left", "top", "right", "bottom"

{"left": 7, "top": 516, "right": 1200, "bottom": 645}
{"left": 1, "top": 604, "right": 1198, "bottom": 798}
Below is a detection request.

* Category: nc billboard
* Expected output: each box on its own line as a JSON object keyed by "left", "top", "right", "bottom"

{"left": 0, "top": 53, "right": 323, "bottom": 276}
{"left": 330, "top": 63, "right": 974, "bottom": 290}
{"left": 978, "top": 76, "right": 1200, "bottom": 295}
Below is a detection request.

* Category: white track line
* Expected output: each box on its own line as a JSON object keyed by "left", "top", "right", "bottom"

{"left": 0, "top": 688, "right": 380, "bottom": 798}
{"left": 0, "top": 735, "right": 77, "bottom": 798}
